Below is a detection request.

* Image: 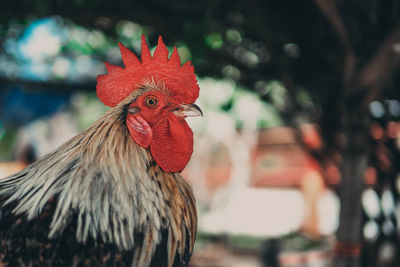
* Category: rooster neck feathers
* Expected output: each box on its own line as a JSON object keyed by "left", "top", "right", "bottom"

{"left": 0, "top": 100, "right": 197, "bottom": 266}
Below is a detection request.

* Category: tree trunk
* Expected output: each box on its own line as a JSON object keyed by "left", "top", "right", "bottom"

{"left": 332, "top": 106, "right": 370, "bottom": 267}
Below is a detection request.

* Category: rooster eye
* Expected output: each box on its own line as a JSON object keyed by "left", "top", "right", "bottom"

{"left": 144, "top": 96, "right": 158, "bottom": 108}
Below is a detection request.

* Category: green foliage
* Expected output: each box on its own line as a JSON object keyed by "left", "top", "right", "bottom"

{"left": 205, "top": 32, "right": 223, "bottom": 50}
{"left": 0, "top": 127, "right": 18, "bottom": 161}
{"left": 71, "top": 92, "right": 109, "bottom": 130}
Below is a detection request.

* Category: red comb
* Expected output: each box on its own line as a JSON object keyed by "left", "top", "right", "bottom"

{"left": 96, "top": 35, "right": 199, "bottom": 107}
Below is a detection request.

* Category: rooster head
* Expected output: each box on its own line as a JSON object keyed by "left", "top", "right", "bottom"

{"left": 96, "top": 36, "right": 202, "bottom": 173}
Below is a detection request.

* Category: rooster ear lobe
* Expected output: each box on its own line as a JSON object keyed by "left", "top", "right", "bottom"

{"left": 126, "top": 113, "right": 153, "bottom": 148}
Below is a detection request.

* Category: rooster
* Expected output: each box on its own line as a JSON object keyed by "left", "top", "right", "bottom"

{"left": 0, "top": 35, "right": 202, "bottom": 267}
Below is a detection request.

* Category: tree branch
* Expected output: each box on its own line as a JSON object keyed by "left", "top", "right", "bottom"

{"left": 313, "top": 0, "right": 351, "bottom": 49}
{"left": 313, "top": 0, "right": 356, "bottom": 87}
{"left": 355, "top": 24, "right": 400, "bottom": 103}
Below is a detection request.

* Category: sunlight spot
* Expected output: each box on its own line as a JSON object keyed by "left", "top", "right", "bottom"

{"left": 75, "top": 55, "right": 92, "bottom": 74}
{"left": 198, "top": 78, "right": 235, "bottom": 108}
{"left": 225, "top": 28, "right": 242, "bottom": 45}
{"left": 318, "top": 190, "right": 339, "bottom": 235}
{"left": 362, "top": 189, "right": 381, "bottom": 219}
{"left": 388, "top": 99, "right": 400, "bottom": 116}
{"left": 233, "top": 47, "right": 259, "bottom": 68}
{"left": 364, "top": 220, "right": 379, "bottom": 241}
{"left": 19, "top": 18, "right": 63, "bottom": 62}
{"left": 381, "top": 189, "right": 395, "bottom": 217}
{"left": 117, "top": 21, "right": 141, "bottom": 38}
{"left": 52, "top": 57, "right": 70, "bottom": 78}
{"left": 88, "top": 30, "right": 106, "bottom": 48}
{"left": 370, "top": 101, "right": 385, "bottom": 118}
{"left": 382, "top": 220, "right": 395, "bottom": 236}
{"left": 70, "top": 27, "right": 89, "bottom": 46}
{"left": 222, "top": 65, "right": 241, "bottom": 80}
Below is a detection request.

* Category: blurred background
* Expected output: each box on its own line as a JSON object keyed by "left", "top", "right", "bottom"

{"left": 1, "top": 1, "right": 400, "bottom": 266}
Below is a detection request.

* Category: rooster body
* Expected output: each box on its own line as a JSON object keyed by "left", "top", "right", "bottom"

{"left": 0, "top": 36, "right": 200, "bottom": 267}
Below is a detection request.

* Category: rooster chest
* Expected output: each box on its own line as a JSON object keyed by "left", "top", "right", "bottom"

{"left": 0, "top": 163, "right": 197, "bottom": 267}
{"left": 0, "top": 195, "right": 193, "bottom": 267}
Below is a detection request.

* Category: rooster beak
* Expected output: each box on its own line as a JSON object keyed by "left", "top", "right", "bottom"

{"left": 173, "top": 104, "right": 203, "bottom": 117}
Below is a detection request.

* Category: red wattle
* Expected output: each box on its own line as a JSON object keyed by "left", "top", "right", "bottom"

{"left": 150, "top": 114, "right": 193, "bottom": 173}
